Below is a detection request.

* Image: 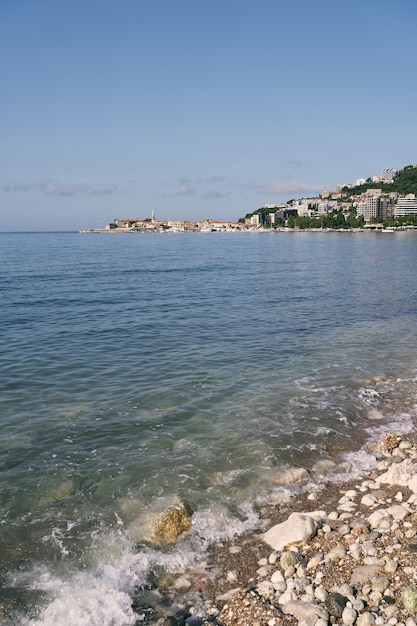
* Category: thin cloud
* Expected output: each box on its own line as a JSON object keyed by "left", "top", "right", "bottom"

{"left": 173, "top": 175, "right": 229, "bottom": 198}
{"left": 4, "top": 180, "right": 119, "bottom": 197}
{"left": 245, "top": 179, "right": 324, "bottom": 196}
{"left": 203, "top": 190, "right": 230, "bottom": 199}
{"left": 175, "top": 179, "right": 197, "bottom": 196}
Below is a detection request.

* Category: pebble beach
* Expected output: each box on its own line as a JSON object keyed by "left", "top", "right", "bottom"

{"left": 156, "top": 431, "right": 417, "bottom": 626}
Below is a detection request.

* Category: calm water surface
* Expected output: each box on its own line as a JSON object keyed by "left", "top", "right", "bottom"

{"left": 1, "top": 231, "right": 417, "bottom": 624}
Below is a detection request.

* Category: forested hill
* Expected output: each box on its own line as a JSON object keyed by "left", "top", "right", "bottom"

{"left": 341, "top": 165, "right": 417, "bottom": 197}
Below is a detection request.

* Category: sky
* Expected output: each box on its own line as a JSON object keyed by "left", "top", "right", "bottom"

{"left": 1, "top": 0, "right": 416, "bottom": 231}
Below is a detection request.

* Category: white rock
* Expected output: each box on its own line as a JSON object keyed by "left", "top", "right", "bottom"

{"left": 346, "top": 489, "right": 358, "bottom": 498}
{"left": 342, "top": 607, "right": 358, "bottom": 625}
{"left": 278, "top": 590, "right": 296, "bottom": 605}
{"left": 357, "top": 611, "right": 376, "bottom": 626}
{"left": 281, "top": 600, "right": 328, "bottom": 622}
{"left": 377, "top": 459, "right": 413, "bottom": 487}
{"left": 361, "top": 493, "right": 379, "bottom": 507}
{"left": 307, "top": 553, "right": 323, "bottom": 570}
{"left": 368, "top": 509, "right": 393, "bottom": 530}
{"left": 303, "top": 510, "right": 327, "bottom": 522}
{"left": 257, "top": 565, "right": 271, "bottom": 577}
{"left": 328, "top": 511, "right": 339, "bottom": 520}
{"left": 339, "top": 495, "right": 352, "bottom": 504}
{"left": 256, "top": 580, "right": 274, "bottom": 599}
{"left": 407, "top": 474, "right": 417, "bottom": 493}
{"left": 262, "top": 513, "right": 319, "bottom": 551}
{"left": 383, "top": 605, "right": 399, "bottom": 619}
{"left": 271, "top": 570, "right": 285, "bottom": 585}
{"left": 315, "top": 587, "right": 328, "bottom": 602}
{"left": 385, "top": 504, "right": 411, "bottom": 520}
{"left": 337, "top": 501, "right": 358, "bottom": 513}
{"left": 399, "top": 441, "right": 413, "bottom": 450}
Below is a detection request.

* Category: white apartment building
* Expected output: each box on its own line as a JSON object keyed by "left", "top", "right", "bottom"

{"left": 317, "top": 200, "right": 338, "bottom": 215}
{"left": 395, "top": 195, "right": 417, "bottom": 216}
{"left": 381, "top": 168, "right": 397, "bottom": 182}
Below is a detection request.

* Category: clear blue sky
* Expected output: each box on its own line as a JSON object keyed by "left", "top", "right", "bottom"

{"left": 1, "top": 0, "right": 416, "bottom": 231}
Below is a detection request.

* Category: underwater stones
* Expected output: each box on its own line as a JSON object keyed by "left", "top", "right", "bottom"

{"left": 275, "top": 466, "right": 309, "bottom": 485}
{"left": 54, "top": 480, "right": 77, "bottom": 500}
{"left": 311, "top": 459, "right": 337, "bottom": 476}
{"left": 263, "top": 512, "right": 319, "bottom": 552}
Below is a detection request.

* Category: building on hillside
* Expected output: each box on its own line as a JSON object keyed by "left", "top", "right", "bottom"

{"left": 317, "top": 200, "right": 338, "bottom": 215}
{"left": 357, "top": 197, "right": 389, "bottom": 222}
{"left": 269, "top": 209, "right": 298, "bottom": 224}
{"left": 381, "top": 168, "right": 397, "bottom": 182}
{"left": 364, "top": 188, "right": 382, "bottom": 198}
{"left": 395, "top": 195, "right": 417, "bottom": 216}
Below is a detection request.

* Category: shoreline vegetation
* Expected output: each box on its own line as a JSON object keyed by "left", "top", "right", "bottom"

{"left": 149, "top": 429, "right": 417, "bottom": 626}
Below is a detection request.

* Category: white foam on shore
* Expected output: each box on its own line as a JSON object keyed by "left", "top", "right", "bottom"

{"left": 9, "top": 502, "right": 260, "bottom": 626}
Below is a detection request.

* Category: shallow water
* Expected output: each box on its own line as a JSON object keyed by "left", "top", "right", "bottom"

{"left": 1, "top": 230, "right": 417, "bottom": 624}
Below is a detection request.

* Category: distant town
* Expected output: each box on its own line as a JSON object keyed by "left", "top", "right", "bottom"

{"left": 80, "top": 164, "right": 417, "bottom": 233}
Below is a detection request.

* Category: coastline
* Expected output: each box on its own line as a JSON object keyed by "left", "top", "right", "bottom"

{"left": 154, "top": 429, "right": 417, "bottom": 626}
{"left": 79, "top": 227, "right": 417, "bottom": 234}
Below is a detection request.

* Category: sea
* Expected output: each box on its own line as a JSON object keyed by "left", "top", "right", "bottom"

{"left": 1, "top": 230, "right": 417, "bottom": 625}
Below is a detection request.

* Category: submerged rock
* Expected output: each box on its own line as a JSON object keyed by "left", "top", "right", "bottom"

{"left": 152, "top": 504, "right": 192, "bottom": 545}
{"left": 129, "top": 499, "right": 192, "bottom": 546}
{"left": 54, "top": 480, "right": 77, "bottom": 500}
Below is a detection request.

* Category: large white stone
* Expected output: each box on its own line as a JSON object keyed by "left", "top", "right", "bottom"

{"left": 367, "top": 509, "right": 393, "bottom": 530}
{"left": 385, "top": 504, "right": 411, "bottom": 520}
{"left": 376, "top": 458, "right": 413, "bottom": 487}
{"left": 263, "top": 512, "right": 319, "bottom": 552}
{"left": 407, "top": 474, "right": 417, "bottom": 493}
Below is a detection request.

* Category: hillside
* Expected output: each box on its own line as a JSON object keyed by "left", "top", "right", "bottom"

{"left": 341, "top": 164, "right": 417, "bottom": 197}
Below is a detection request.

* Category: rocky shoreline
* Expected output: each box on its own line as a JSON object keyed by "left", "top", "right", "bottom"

{"left": 154, "top": 431, "right": 417, "bottom": 626}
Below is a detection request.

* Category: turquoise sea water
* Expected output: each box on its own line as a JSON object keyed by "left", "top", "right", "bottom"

{"left": 1, "top": 231, "right": 417, "bottom": 624}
